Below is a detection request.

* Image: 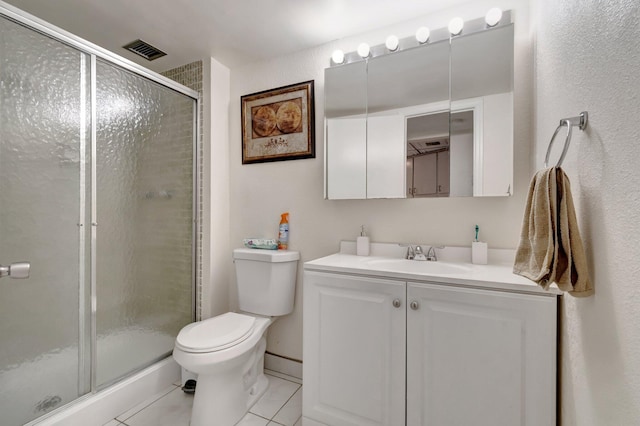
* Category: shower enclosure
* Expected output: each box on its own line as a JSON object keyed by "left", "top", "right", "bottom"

{"left": 0, "top": 4, "right": 198, "bottom": 425}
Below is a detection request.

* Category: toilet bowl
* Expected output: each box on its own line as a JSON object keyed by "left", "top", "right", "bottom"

{"left": 173, "top": 249, "right": 299, "bottom": 426}
{"left": 173, "top": 313, "right": 272, "bottom": 426}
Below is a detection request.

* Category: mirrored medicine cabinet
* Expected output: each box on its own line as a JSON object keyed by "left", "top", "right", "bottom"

{"left": 325, "top": 19, "right": 514, "bottom": 200}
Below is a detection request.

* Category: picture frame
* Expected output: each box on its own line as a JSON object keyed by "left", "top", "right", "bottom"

{"left": 241, "top": 80, "right": 315, "bottom": 164}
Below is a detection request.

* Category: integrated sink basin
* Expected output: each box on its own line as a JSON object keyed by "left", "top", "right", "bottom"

{"left": 363, "top": 258, "right": 472, "bottom": 275}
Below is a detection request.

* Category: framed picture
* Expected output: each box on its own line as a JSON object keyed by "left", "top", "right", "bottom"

{"left": 241, "top": 80, "right": 315, "bottom": 164}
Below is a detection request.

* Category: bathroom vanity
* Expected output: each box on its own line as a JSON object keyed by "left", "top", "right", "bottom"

{"left": 302, "top": 243, "right": 560, "bottom": 426}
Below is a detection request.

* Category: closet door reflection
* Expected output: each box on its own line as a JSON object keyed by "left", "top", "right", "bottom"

{"left": 95, "top": 60, "right": 194, "bottom": 387}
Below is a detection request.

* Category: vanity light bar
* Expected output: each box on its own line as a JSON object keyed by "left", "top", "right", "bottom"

{"left": 330, "top": 8, "right": 511, "bottom": 66}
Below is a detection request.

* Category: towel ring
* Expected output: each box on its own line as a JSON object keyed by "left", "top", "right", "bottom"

{"left": 544, "top": 111, "right": 588, "bottom": 168}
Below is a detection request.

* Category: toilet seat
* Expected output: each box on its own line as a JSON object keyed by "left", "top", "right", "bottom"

{"left": 175, "top": 312, "right": 256, "bottom": 353}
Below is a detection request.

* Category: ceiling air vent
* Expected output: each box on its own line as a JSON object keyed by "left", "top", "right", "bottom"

{"left": 123, "top": 39, "right": 166, "bottom": 61}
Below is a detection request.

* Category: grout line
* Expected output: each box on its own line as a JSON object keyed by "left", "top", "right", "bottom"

{"left": 116, "top": 385, "right": 177, "bottom": 422}
{"left": 250, "top": 413, "right": 271, "bottom": 423}
{"left": 270, "top": 387, "right": 301, "bottom": 423}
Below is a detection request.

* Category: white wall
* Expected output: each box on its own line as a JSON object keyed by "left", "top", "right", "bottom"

{"left": 534, "top": 1, "right": 640, "bottom": 424}
{"left": 223, "top": 0, "right": 533, "bottom": 361}
{"left": 450, "top": 131, "right": 473, "bottom": 196}
{"left": 202, "top": 57, "right": 231, "bottom": 319}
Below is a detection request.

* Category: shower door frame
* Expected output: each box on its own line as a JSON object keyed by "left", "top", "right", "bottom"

{"left": 0, "top": 0, "right": 200, "bottom": 415}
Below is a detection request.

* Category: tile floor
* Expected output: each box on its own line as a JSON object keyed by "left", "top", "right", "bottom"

{"left": 102, "top": 370, "right": 302, "bottom": 426}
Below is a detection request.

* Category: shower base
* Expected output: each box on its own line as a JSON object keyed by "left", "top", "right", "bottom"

{"left": 1, "top": 327, "right": 178, "bottom": 426}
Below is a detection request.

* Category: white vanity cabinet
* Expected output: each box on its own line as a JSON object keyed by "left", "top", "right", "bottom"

{"left": 303, "top": 272, "right": 406, "bottom": 426}
{"left": 303, "top": 269, "right": 558, "bottom": 426}
{"left": 405, "top": 282, "right": 556, "bottom": 426}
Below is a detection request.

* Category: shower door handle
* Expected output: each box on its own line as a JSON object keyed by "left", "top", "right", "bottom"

{"left": 0, "top": 262, "right": 30, "bottom": 279}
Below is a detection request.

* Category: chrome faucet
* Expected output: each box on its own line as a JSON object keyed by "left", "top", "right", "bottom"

{"left": 401, "top": 244, "right": 441, "bottom": 261}
{"left": 413, "top": 245, "right": 427, "bottom": 261}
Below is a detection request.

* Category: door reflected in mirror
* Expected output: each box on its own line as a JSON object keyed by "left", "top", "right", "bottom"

{"left": 406, "top": 111, "right": 452, "bottom": 197}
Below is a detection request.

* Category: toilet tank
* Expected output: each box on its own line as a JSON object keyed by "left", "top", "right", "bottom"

{"left": 233, "top": 249, "right": 300, "bottom": 316}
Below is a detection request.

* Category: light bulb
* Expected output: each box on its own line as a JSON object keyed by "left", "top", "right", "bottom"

{"left": 448, "top": 17, "right": 464, "bottom": 35}
{"left": 357, "top": 43, "right": 370, "bottom": 58}
{"left": 415, "top": 27, "right": 430, "bottom": 44}
{"left": 385, "top": 35, "right": 399, "bottom": 51}
{"left": 485, "top": 8, "right": 503, "bottom": 27}
{"left": 331, "top": 49, "right": 345, "bottom": 64}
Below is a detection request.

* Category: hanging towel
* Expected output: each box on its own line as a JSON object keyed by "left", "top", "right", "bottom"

{"left": 513, "top": 167, "right": 593, "bottom": 297}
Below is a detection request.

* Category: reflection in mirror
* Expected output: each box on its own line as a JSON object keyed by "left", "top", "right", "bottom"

{"left": 367, "top": 40, "right": 449, "bottom": 113}
{"left": 325, "top": 61, "right": 367, "bottom": 199}
{"left": 449, "top": 110, "right": 474, "bottom": 196}
{"left": 367, "top": 40, "right": 450, "bottom": 198}
{"left": 450, "top": 24, "right": 514, "bottom": 196}
{"left": 406, "top": 111, "right": 452, "bottom": 197}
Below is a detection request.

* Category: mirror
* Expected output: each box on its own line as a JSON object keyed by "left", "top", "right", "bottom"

{"left": 324, "top": 21, "right": 514, "bottom": 200}
{"left": 450, "top": 24, "right": 514, "bottom": 196}
{"left": 367, "top": 40, "right": 450, "bottom": 199}
{"left": 325, "top": 61, "right": 367, "bottom": 199}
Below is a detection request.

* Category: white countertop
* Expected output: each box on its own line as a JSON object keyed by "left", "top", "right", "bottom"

{"left": 304, "top": 242, "right": 562, "bottom": 297}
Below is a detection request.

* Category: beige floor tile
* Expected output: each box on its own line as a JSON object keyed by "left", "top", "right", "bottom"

{"left": 125, "top": 387, "right": 193, "bottom": 426}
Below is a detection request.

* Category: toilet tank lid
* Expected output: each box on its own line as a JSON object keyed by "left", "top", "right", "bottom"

{"left": 233, "top": 248, "right": 300, "bottom": 262}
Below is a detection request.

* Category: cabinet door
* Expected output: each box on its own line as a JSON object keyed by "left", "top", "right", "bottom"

{"left": 413, "top": 153, "right": 437, "bottom": 196}
{"left": 367, "top": 115, "right": 406, "bottom": 198}
{"left": 406, "top": 157, "right": 414, "bottom": 197}
{"left": 436, "top": 150, "right": 450, "bottom": 195}
{"left": 303, "top": 272, "right": 406, "bottom": 426}
{"left": 326, "top": 117, "right": 367, "bottom": 199}
{"left": 406, "top": 282, "right": 557, "bottom": 426}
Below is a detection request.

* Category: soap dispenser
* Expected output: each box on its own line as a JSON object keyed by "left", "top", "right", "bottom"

{"left": 356, "top": 225, "right": 370, "bottom": 256}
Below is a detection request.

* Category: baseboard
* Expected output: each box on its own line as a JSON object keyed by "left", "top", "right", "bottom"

{"left": 264, "top": 352, "right": 302, "bottom": 380}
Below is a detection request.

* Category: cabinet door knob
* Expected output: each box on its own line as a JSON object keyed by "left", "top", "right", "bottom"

{"left": 392, "top": 298, "right": 402, "bottom": 308}
{"left": 410, "top": 300, "right": 419, "bottom": 310}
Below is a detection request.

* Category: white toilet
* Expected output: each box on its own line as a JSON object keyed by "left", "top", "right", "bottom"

{"left": 173, "top": 248, "right": 299, "bottom": 426}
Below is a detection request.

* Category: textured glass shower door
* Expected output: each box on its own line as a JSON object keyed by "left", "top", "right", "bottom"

{"left": 1, "top": 5, "right": 197, "bottom": 423}
{"left": 0, "top": 16, "right": 91, "bottom": 426}
{"left": 95, "top": 59, "right": 195, "bottom": 387}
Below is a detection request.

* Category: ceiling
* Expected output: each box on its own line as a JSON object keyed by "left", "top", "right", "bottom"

{"left": 3, "top": 0, "right": 470, "bottom": 72}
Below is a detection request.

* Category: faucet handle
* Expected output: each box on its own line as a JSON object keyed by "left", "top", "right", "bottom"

{"left": 426, "top": 246, "right": 438, "bottom": 261}
{"left": 406, "top": 245, "right": 415, "bottom": 260}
